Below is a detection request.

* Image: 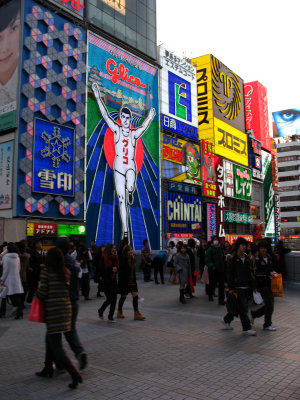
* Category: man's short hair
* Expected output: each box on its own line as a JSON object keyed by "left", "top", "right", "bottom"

{"left": 120, "top": 107, "right": 132, "bottom": 118}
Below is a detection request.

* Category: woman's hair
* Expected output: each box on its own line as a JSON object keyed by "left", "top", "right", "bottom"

{"left": 45, "top": 247, "right": 67, "bottom": 283}
{"left": 233, "top": 237, "right": 248, "bottom": 253}
{"left": 122, "top": 245, "right": 135, "bottom": 269}
{"left": 0, "top": 0, "right": 21, "bottom": 32}
{"left": 104, "top": 243, "right": 115, "bottom": 255}
{"left": 7, "top": 242, "right": 18, "bottom": 253}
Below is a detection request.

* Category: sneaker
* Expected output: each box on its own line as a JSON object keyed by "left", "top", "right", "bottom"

{"left": 77, "top": 352, "right": 88, "bottom": 370}
{"left": 243, "top": 329, "right": 257, "bottom": 336}
{"left": 264, "top": 326, "right": 276, "bottom": 331}
{"left": 108, "top": 318, "right": 117, "bottom": 323}
{"left": 221, "top": 320, "right": 233, "bottom": 330}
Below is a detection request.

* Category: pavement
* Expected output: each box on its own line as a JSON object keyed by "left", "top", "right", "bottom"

{"left": 0, "top": 276, "right": 300, "bottom": 400}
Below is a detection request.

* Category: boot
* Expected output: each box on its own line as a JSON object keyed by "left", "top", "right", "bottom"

{"left": 64, "top": 356, "right": 82, "bottom": 389}
{"left": 117, "top": 310, "right": 125, "bottom": 318}
{"left": 179, "top": 289, "right": 186, "bottom": 304}
{"left": 134, "top": 311, "right": 146, "bottom": 320}
{"left": 35, "top": 362, "right": 54, "bottom": 378}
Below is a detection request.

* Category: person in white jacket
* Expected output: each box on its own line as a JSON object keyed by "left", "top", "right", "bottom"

{"left": 0, "top": 243, "right": 24, "bottom": 319}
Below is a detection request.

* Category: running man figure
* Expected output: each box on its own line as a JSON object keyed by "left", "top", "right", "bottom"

{"left": 92, "top": 83, "right": 156, "bottom": 239}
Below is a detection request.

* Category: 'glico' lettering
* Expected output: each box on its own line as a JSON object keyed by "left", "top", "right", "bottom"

{"left": 106, "top": 59, "right": 147, "bottom": 88}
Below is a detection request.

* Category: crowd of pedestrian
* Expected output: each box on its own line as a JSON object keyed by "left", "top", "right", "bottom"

{"left": 0, "top": 235, "right": 290, "bottom": 388}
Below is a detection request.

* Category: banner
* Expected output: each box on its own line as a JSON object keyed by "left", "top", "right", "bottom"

{"left": 0, "top": 141, "right": 13, "bottom": 209}
{"left": 86, "top": 32, "right": 159, "bottom": 249}
{"left": 263, "top": 150, "right": 275, "bottom": 236}
{"left": 233, "top": 164, "right": 252, "bottom": 201}
{"left": 214, "top": 118, "right": 248, "bottom": 166}
{"left": 244, "top": 81, "right": 271, "bottom": 152}
{"left": 201, "top": 140, "right": 218, "bottom": 197}
{"left": 207, "top": 203, "right": 216, "bottom": 242}
{"left": 163, "top": 191, "right": 202, "bottom": 233}
{"left": 159, "top": 47, "right": 198, "bottom": 141}
{"left": 0, "top": 0, "right": 21, "bottom": 132}
{"left": 162, "top": 132, "right": 201, "bottom": 185}
{"left": 248, "top": 135, "right": 263, "bottom": 181}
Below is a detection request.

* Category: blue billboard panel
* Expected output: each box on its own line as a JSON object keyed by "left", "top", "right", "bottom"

{"left": 33, "top": 119, "right": 75, "bottom": 196}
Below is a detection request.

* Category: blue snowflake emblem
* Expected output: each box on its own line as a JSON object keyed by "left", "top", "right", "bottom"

{"left": 40, "top": 127, "right": 71, "bottom": 168}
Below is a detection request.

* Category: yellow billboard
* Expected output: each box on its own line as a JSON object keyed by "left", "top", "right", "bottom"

{"left": 191, "top": 55, "right": 213, "bottom": 135}
{"left": 161, "top": 132, "right": 201, "bottom": 184}
{"left": 214, "top": 118, "right": 248, "bottom": 166}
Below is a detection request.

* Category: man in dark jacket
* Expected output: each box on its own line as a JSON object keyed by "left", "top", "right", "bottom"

{"left": 223, "top": 237, "right": 257, "bottom": 335}
{"left": 56, "top": 237, "right": 87, "bottom": 370}
{"left": 205, "top": 236, "right": 225, "bottom": 304}
{"left": 26, "top": 240, "right": 45, "bottom": 303}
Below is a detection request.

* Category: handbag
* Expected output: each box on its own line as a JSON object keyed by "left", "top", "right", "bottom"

{"left": 0, "top": 284, "right": 8, "bottom": 298}
{"left": 253, "top": 290, "right": 264, "bottom": 305}
{"left": 271, "top": 273, "right": 284, "bottom": 297}
{"left": 200, "top": 266, "right": 209, "bottom": 285}
{"left": 28, "top": 298, "right": 45, "bottom": 323}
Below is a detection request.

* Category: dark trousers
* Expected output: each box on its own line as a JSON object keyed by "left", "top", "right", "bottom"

{"left": 251, "top": 287, "right": 274, "bottom": 328}
{"left": 45, "top": 333, "right": 77, "bottom": 377}
{"left": 0, "top": 298, "right": 6, "bottom": 316}
{"left": 26, "top": 279, "right": 38, "bottom": 303}
{"left": 224, "top": 288, "right": 252, "bottom": 331}
{"left": 64, "top": 302, "right": 84, "bottom": 357}
{"left": 10, "top": 293, "right": 24, "bottom": 316}
{"left": 99, "top": 290, "right": 117, "bottom": 319}
{"left": 143, "top": 263, "right": 152, "bottom": 282}
{"left": 81, "top": 272, "right": 90, "bottom": 299}
{"left": 207, "top": 268, "right": 225, "bottom": 303}
{"left": 153, "top": 259, "right": 164, "bottom": 283}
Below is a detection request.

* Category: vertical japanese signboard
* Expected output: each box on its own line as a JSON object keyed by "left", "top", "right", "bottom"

{"left": 248, "top": 135, "right": 262, "bottom": 181}
{"left": 159, "top": 47, "right": 198, "bottom": 141}
{"left": 262, "top": 150, "right": 275, "bottom": 236}
{"left": 216, "top": 158, "right": 225, "bottom": 239}
{"left": 206, "top": 203, "right": 216, "bottom": 242}
{"left": 17, "top": 1, "right": 86, "bottom": 219}
{"left": 0, "top": 0, "right": 21, "bottom": 132}
{"left": 244, "top": 81, "right": 271, "bottom": 152}
{"left": 201, "top": 140, "right": 217, "bottom": 197}
{"left": 233, "top": 164, "right": 252, "bottom": 201}
{"left": 0, "top": 141, "right": 13, "bottom": 209}
{"left": 86, "top": 32, "right": 159, "bottom": 249}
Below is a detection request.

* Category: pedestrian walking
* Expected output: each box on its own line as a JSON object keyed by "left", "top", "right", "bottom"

{"left": 173, "top": 244, "right": 191, "bottom": 304}
{"left": 223, "top": 237, "right": 257, "bottom": 336}
{"left": 167, "top": 241, "right": 177, "bottom": 282}
{"left": 250, "top": 240, "right": 277, "bottom": 331}
{"left": 98, "top": 244, "right": 118, "bottom": 322}
{"left": 36, "top": 247, "right": 82, "bottom": 389}
{"left": 26, "top": 239, "right": 44, "bottom": 303}
{"left": 152, "top": 250, "right": 167, "bottom": 284}
{"left": 77, "top": 245, "right": 92, "bottom": 300}
{"left": 117, "top": 245, "right": 146, "bottom": 320}
{"left": 0, "top": 243, "right": 24, "bottom": 319}
{"left": 141, "top": 239, "right": 152, "bottom": 282}
{"left": 205, "top": 236, "right": 226, "bottom": 305}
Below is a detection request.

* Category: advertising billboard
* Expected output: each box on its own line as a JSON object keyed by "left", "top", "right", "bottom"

{"left": 86, "top": 32, "right": 159, "bottom": 249}
{"left": 223, "top": 159, "right": 234, "bottom": 197}
{"left": 225, "top": 234, "right": 253, "bottom": 245}
{"left": 0, "top": 0, "right": 21, "bottom": 132}
{"left": 216, "top": 158, "right": 225, "bottom": 238}
{"left": 0, "top": 140, "right": 13, "bottom": 209}
{"left": 272, "top": 108, "right": 300, "bottom": 138}
{"left": 233, "top": 164, "right": 252, "bottom": 201}
{"left": 48, "top": 0, "right": 85, "bottom": 18}
{"left": 162, "top": 132, "right": 201, "bottom": 185}
{"left": 206, "top": 203, "right": 216, "bottom": 242}
{"left": 159, "top": 47, "right": 198, "bottom": 141}
{"left": 244, "top": 81, "right": 271, "bottom": 152}
{"left": 163, "top": 191, "right": 202, "bottom": 233}
{"left": 17, "top": 1, "right": 86, "bottom": 219}
{"left": 201, "top": 140, "right": 218, "bottom": 197}
{"left": 248, "top": 135, "right": 263, "bottom": 181}
{"left": 192, "top": 54, "right": 246, "bottom": 134}
{"left": 262, "top": 150, "right": 275, "bottom": 236}
{"left": 214, "top": 118, "right": 248, "bottom": 166}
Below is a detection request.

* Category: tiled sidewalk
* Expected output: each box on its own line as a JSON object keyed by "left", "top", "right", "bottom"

{"left": 0, "top": 279, "right": 299, "bottom": 400}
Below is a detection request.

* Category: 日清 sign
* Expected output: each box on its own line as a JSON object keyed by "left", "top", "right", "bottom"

{"left": 33, "top": 119, "right": 75, "bottom": 197}
{"left": 168, "top": 181, "right": 200, "bottom": 196}
{"left": 164, "top": 192, "right": 202, "bottom": 233}
{"left": 159, "top": 47, "right": 198, "bottom": 141}
{"left": 161, "top": 132, "right": 201, "bottom": 185}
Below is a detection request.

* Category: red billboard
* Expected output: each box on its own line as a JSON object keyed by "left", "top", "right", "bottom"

{"left": 244, "top": 81, "right": 271, "bottom": 152}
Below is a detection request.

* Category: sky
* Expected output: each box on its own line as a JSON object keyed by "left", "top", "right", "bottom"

{"left": 156, "top": 0, "right": 300, "bottom": 127}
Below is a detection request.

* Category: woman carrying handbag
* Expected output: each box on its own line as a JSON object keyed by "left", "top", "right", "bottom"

{"left": 35, "top": 247, "right": 82, "bottom": 389}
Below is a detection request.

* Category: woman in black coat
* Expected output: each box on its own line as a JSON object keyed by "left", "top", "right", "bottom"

{"left": 117, "top": 245, "right": 145, "bottom": 320}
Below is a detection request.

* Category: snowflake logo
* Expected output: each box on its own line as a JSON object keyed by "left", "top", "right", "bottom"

{"left": 40, "top": 127, "right": 71, "bottom": 168}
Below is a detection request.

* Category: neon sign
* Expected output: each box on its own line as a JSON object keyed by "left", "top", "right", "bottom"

{"left": 106, "top": 59, "right": 147, "bottom": 88}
